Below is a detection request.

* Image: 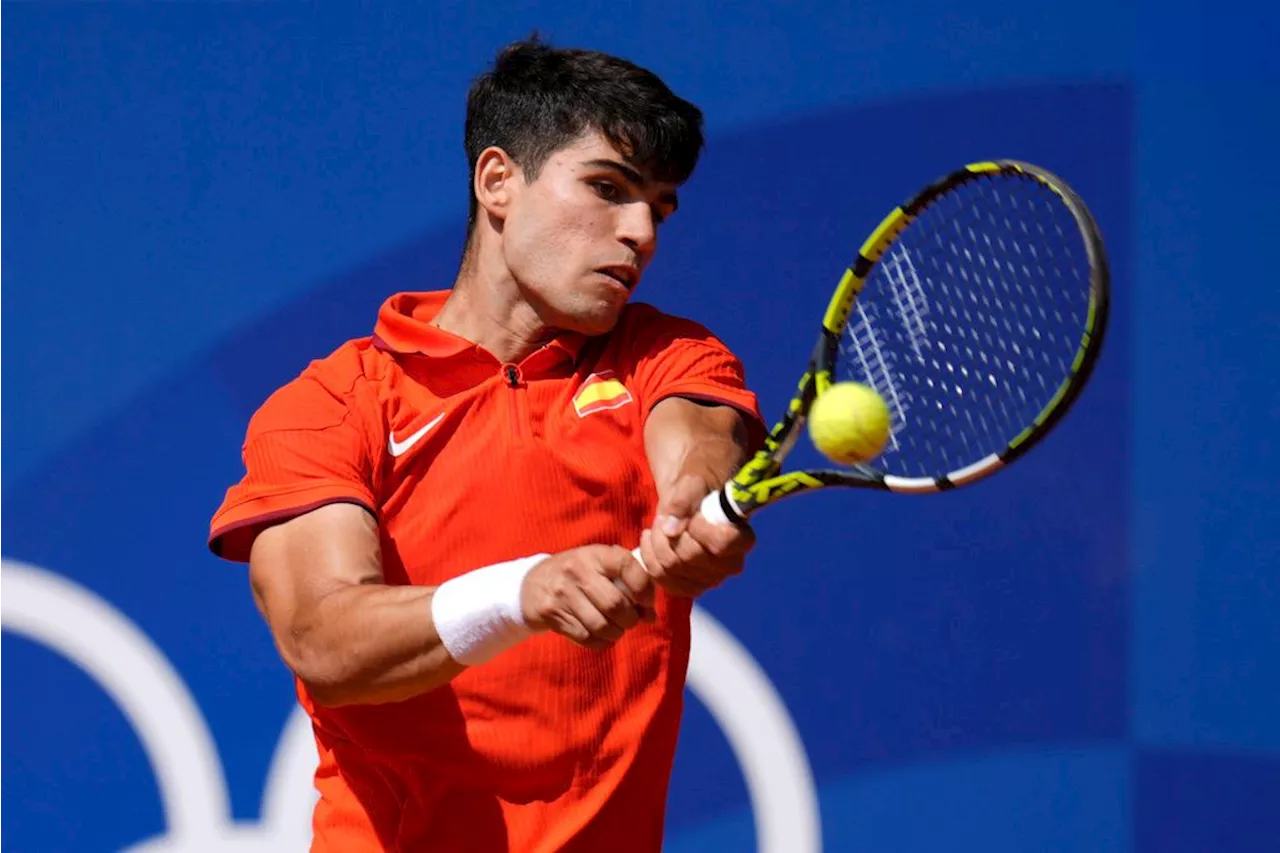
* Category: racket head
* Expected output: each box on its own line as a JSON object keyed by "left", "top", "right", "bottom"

{"left": 723, "top": 160, "right": 1110, "bottom": 517}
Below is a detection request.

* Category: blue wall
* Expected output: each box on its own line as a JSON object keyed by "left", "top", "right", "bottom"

{"left": 4, "top": 2, "right": 1278, "bottom": 850}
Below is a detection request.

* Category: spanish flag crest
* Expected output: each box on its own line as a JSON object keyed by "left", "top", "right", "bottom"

{"left": 573, "top": 371, "right": 634, "bottom": 417}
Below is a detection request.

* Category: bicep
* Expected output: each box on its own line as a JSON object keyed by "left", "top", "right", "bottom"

{"left": 248, "top": 502, "right": 384, "bottom": 638}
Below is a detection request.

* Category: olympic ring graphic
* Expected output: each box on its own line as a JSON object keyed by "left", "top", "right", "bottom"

{"left": 2, "top": 559, "right": 821, "bottom": 851}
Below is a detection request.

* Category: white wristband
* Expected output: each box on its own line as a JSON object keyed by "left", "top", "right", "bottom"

{"left": 430, "top": 554, "right": 547, "bottom": 666}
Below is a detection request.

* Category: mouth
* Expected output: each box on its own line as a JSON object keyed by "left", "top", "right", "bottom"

{"left": 596, "top": 265, "right": 640, "bottom": 292}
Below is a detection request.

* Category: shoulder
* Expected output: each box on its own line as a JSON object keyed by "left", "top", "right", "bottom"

{"left": 247, "top": 337, "right": 391, "bottom": 438}
{"left": 596, "top": 302, "right": 755, "bottom": 412}
{"left": 608, "top": 301, "right": 728, "bottom": 357}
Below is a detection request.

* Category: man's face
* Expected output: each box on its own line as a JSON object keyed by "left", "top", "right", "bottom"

{"left": 500, "top": 131, "right": 680, "bottom": 336}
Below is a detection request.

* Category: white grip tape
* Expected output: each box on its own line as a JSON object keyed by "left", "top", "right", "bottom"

{"left": 699, "top": 488, "right": 736, "bottom": 527}
{"left": 431, "top": 553, "right": 548, "bottom": 666}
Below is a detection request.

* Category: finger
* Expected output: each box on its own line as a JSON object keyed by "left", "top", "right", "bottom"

{"left": 643, "top": 529, "right": 703, "bottom": 598}
{"left": 539, "top": 561, "right": 615, "bottom": 645}
{"left": 611, "top": 577, "right": 656, "bottom": 623}
{"left": 580, "top": 571, "right": 640, "bottom": 632}
{"left": 685, "top": 514, "right": 757, "bottom": 560}
{"left": 597, "top": 544, "right": 646, "bottom": 578}
{"left": 625, "top": 538, "right": 656, "bottom": 621}
{"left": 624, "top": 543, "right": 656, "bottom": 607}
{"left": 658, "top": 525, "right": 724, "bottom": 582}
{"left": 655, "top": 512, "right": 685, "bottom": 539}
{"left": 646, "top": 524, "right": 681, "bottom": 576}
{"left": 669, "top": 529, "right": 711, "bottom": 567}
{"left": 668, "top": 535, "right": 735, "bottom": 593}
{"left": 564, "top": 584, "right": 625, "bottom": 643}
{"left": 655, "top": 474, "right": 711, "bottom": 538}
{"left": 599, "top": 545, "right": 655, "bottom": 614}
{"left": 653, "top": 573, "right": 702, "bottom": 598}
{"left": 583, "top": 558, "right": 640, "bottom": 625}
{"left": 545, "top": 607, "right": 593, "bottom": 646}
{"left": 656, "top": 523, "right": 748, "bottom": 595}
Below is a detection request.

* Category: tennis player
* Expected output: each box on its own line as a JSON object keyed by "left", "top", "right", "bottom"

{"left": 209, "top": 37, "right": 762, "bottom": 852}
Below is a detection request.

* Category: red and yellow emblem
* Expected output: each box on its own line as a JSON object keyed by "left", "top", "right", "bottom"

{"left": 573, "top": 371, "right": 634, "bottom": 417}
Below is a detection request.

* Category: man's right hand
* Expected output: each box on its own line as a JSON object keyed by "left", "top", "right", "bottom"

{"left": 521, "top": 545, "right": 655, "bottom": 649}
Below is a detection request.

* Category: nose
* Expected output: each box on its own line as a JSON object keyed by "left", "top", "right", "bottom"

{"left": 617, "top": 202, "right": 657, "bottom": 259}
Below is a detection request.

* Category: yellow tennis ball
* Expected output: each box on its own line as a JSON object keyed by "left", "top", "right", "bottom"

{"left": 808, "top": 382, "right": 892, "bottom": 464}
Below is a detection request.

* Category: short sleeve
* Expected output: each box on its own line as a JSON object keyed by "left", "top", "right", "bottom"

{"left": 627, "top": 307, "right": 765, "bottom": 441}
{"left": 208, "top": 369, "right": 380, "bottom": 562}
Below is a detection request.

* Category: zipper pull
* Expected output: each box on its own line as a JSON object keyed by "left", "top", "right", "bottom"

{"left": 502, "top": 363, "right": 522, "bottom": 388}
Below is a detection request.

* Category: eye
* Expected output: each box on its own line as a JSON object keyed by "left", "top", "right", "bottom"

{"left": 591, "top": 180, "right": 622, "bottom": 201}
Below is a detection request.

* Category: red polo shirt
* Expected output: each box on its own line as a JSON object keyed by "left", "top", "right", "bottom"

{"left": 209, "top": 291, "right": 762, "bottom": 852}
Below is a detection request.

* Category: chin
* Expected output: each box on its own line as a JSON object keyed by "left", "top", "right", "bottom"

{"left": 549, "top": 285, "right": 627, "bottom": 335}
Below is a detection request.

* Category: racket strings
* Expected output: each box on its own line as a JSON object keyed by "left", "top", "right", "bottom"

{"left": 838, "top": 173, "right": 1092, "bottom": 477}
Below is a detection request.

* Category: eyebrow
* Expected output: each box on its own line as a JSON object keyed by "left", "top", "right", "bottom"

{"left": 584, "top": 158, "right": 679, "bottom": 212}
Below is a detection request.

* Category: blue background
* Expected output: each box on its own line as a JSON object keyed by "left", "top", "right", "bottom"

{"left": 4, "top": 1, "right": 1278, "bottom": 850}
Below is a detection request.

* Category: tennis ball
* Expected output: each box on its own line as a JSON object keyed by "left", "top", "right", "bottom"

{"left": 808, "top": 382, "right": 892, "bottom": 464}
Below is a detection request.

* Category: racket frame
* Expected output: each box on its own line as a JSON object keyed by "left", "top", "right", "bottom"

{"left": 712, "top": 160, "right": 1111, "bottom": 524}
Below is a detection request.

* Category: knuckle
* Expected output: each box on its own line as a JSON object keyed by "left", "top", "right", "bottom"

{"left": 705, "top": 532, "right": 734, "bottom": 557}
{"left": 549, "top": 578, "right": 572, "bottom": 602}
{"left": 665, "top": 546, "right": 688, "bottom": 566}
{"left": 587, "top": 616, "right": 618, "bottom": 640}
{"left": 607, "top": 598, "right": 634, "bottom": 623}
{"left": 677, "top": 542, "right": 705, "bottom": 564}
{"left": 580, "top": 609, "right": 609, "bottom": 634}
{"left": 556, "top": 618, "right": 586, "bottom": 642}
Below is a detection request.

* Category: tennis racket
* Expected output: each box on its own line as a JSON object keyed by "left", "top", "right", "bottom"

{"left": 695, "top": 159, "right": 1110, "bottom": 527}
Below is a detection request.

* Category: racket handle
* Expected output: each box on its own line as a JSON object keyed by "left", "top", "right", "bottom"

{"left": 699, "top": 487, "right": 737, "bottom": 527}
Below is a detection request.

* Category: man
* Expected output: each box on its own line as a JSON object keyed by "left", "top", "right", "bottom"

{"left": 209, "top": 36, "right": 763, "bottom": 852}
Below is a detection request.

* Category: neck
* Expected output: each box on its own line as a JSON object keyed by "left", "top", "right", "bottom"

{"left": 437, "top": 244, "right": 553, "bottom": 364}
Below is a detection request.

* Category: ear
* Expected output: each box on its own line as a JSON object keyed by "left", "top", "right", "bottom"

{"left": 473, "top": 146, "right": 522, "bottom": 223}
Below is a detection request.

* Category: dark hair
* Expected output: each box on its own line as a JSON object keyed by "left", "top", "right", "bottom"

{"left": 463, "top": 36, "right": 705, "bottom": 229}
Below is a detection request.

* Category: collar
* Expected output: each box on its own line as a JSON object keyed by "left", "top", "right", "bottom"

{"left": 372, "top": 290, "right": 588, "bottom": 367}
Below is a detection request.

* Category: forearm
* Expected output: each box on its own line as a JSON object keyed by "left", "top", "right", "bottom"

{"left": 286, "top": 582, "right": 465, "bottom": 707}
{"left": 637, "top": 397, "right": 758, "bottom": 596}
{"left": 646, "top": 399, "right": 751, "bottom": 502}
{"left": 254, "top": 504, "right": 546, "bottom": 708}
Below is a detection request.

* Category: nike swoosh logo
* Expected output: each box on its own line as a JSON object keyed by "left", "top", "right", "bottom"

{"left": 388, "top": 412, "right": 445, "bottom": 457}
